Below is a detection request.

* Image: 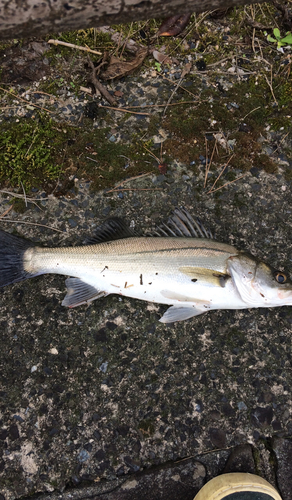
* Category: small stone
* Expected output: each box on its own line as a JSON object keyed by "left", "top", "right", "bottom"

{"left": 9, "top": 424, "right": 19, "bottom": 441}
{"left": 224, "top": 444, "right": 255, "bottom": 474}
{"left": 68, "top": 218, "right": 78, "bottom": 228}
{"left": 99, "top": 361, "right": 108, "bottom": 373}
{"left": 78, "top": 449, "right": 90, "bottom": 462}
{"left": 237, "top": 401, "right": 247, "bottom": 411}
{"left": 209, "top": 428, "right": 226, "bottom": 448}
{"left": 13, "top": 415, "right": 24, "bottom": 423}
{"left": 251, "top": 406, "right": 273, "bottom": 428}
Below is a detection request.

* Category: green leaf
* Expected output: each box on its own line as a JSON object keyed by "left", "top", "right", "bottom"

{"left": 267, "top": 35, "right": 277, "bottom": 43}
{"left": 273, "top": 28, "right": 281, "bottom": 40}
{"left": 154, "top": 61, "right": 161, "bottom": 72}
{"left": 281, "top": 33, "right": 292, "bottom": 45}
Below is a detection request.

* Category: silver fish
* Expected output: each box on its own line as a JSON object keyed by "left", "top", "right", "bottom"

{"left": 1, "top": 208, "right": 292, "bottom": 323}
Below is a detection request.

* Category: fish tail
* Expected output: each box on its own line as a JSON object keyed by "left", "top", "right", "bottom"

{"left": 0, "top": 229, "right": 39, "bottom": 287}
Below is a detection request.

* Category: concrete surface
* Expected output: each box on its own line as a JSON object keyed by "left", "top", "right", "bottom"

{"left": 1, "top": 164, "right": 292, "bottom": 499}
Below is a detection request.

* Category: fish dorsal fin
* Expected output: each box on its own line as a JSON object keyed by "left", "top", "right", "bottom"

{"left": 150, "top": 207, "right": 213, "bottom": 239}
{"left": 84, "top": 217, "right": 136, "bottom": 245}
{"left": 62, "top": 277, "right": 107, "bottom": 308}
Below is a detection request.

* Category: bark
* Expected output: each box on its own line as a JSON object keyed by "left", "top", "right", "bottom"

{"left": 0, "top": 0, "right": 264, "bottom": 41}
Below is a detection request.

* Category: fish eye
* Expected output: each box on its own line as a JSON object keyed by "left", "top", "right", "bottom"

{"left": 274, "top": 272, "right": 287, "bottom": 284}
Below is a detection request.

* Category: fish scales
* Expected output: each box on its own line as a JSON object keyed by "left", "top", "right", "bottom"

{"left": 26, "top": 237, "right": 237, "bottom": 277}
{"left": 1, "top": 208, "right": 292, "bottom": 323}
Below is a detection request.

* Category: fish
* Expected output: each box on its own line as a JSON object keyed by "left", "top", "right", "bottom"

{"left": 0, "top": 208, "right": 292, "bottom": 323}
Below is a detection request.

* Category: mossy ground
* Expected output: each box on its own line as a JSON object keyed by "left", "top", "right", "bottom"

{"left": 0, "top": 3, "right": 291, "bottom": 195}
{"left": 0, "top": 116, "right": 156, "bottom": 193}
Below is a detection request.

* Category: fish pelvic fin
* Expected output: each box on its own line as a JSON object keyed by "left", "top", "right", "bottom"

{"left": 0, "top": 229, "right": 39, "bottom": 287}
{"left": 159, "top": 304, "right": 207, "bottom": 323}
{"left": 62, "top": 277, "right": 107, "bottom": 308}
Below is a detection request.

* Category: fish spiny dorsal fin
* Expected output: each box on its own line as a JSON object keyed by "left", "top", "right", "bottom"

{"left": 84, "top": 217, "right": 136, "bottom": 245}
{"left": 150, "top": 207, "right": 213, "bottom": 239}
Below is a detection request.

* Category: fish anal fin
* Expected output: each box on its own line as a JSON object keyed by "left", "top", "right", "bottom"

{"left": 179, "top": 266, "right": 229, "bottom": 287}
{"left": 159, "top": 305, "right": 206, "bottom": 323}
{"left": 62, "top": 277, "right": 107, "bottom": 308}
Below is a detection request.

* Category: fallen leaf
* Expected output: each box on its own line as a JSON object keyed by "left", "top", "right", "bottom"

{"left": 158, "top": 162, "right": 167, "bottom": 174}
{"left": 157, "top": 14, "right": 192, "bottom": 37}
{"left": 100, "top": 48, "right": 148, "bottom": 80}
{"left": 153, "top": 50, "right": 172, "bottom": 65}
{"left": 181, "top": 62, "right": 192, "bottom": 78}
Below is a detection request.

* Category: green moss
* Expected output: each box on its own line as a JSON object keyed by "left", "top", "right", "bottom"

{"left": 0, "top": 112, "right": 159, "bottom": 193}
{"left": 0, "top": 118, "right": 63, "bottom": 190}
{"left": 161, "top": 73, "right": 283, "bottom": 175}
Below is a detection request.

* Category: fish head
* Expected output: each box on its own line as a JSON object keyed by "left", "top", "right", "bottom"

{"left": 228, "top": 253, "right": 292, "bottom": 308}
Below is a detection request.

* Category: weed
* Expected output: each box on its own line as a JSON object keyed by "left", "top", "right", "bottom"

{"left": 266, "top": 28, "right": 292, "bottom": 49}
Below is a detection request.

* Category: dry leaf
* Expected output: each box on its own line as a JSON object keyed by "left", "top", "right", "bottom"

{"left": 157, "top": 14, "right": 192, "bottom": 37}
{"left": 158, "top": 163, "right": 167, "bottom": 174}
{"left": 181, "top": 62, "right": 192, "bottom": 78}
{"left": 100, "top": 48, "right": 148, "bottom": 80}
{"left": 153, "top": 50, "right": 172, "bottom": 65}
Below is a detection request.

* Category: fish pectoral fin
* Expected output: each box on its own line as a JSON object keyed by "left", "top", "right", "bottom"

{"left": 62, "top": 278, "right": 107, "bottom": 308}
{"left": 159, "top": 305, "right": 207, "bottom": 324}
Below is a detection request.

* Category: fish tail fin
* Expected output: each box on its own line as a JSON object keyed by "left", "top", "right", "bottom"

{"left": 0, "top": 229, "right": 38, "bottom": 287}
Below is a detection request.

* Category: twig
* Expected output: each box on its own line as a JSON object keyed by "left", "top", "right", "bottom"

{"left": 242, "top": 106, "right": 261, "bottom": 120}
{"left": 0, "top": 220, "right": 63, "bottom": 232}
{"left": 204, "top": 136, "right": 208, "bottom": 186}
{"left": 161, "top": 74, "right": 198, "bottom": 99}
{"left": 87, "top": 57, "right": 117, "bottom": 106}
{"left": 207, "top": 173, "right": 248, "bottom": 194}
{"left": 112, "top": 187, "right": 162, "bottom": 192}
{"left": 24, "top": 127, "right": 37, "bottom": 158}
{"left": 20, "top": 181, "right": 27, "bottom": 208}
{"left": 162, "top": 63, "right": 192, "bottom": 117}
{"left": 106, "top": 172, "right": 153, "bottom": 193}
{"left": 116, "top": 100, "right": 200, "bottom": 109}
{"left": 0, "top": 190, "right": 43, "bottom": 210}
{"left": 98, "top": 104, "right": 150, "bottom": 115}
{"left": 0, "top": 190, "right": 48, "bottom": 201}
{"left": 143, "top": 146, "right": 160, "bottom": 163}
{"left": 204, "top": 139, "right": 217, "bottom": 188}
{"left": 0, "top": 87, "right": 52, "bottom": 113}
{"left": 264, "top": 70, "right": 278, "bottom": 106}
{"left": 205, "top": 57, "right": 230, "bottom": 67}
{"left": 206, "top": 154, "right": 234, "bottom": 194}
{"left": 272, "top": 132, "right": 290, "bottom": 154}
{"left": 0, "top": 205, "right": 13, "bottom": 218}
{"left": 86, "top": 156, "right": 99, "bottom": 163}
{"left": 48, "top": 39, "right": 102, "bottom": 55}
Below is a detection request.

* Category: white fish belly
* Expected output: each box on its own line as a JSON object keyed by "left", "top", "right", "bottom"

{"left": 26, "top": 237, "right": 246, "bottom": 310}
